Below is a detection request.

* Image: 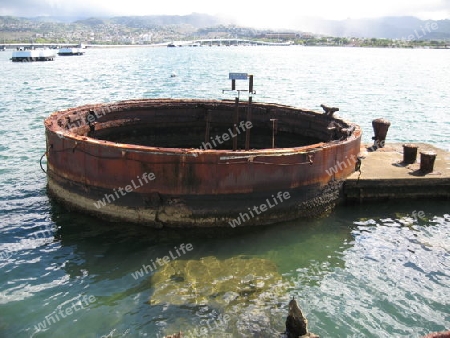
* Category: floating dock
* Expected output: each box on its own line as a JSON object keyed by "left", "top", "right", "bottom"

{"left": 11, "top": 49, "right": 56, "bottom": 62}
{"left": 344, "top": 143, "right": 450, "bottom": 202}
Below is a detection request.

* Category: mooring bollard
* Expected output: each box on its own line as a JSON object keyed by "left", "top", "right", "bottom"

{"left": 420, "top": 151, "right": 437, "bottom": 173}
{"left": 403, "top": 144, "right": 418, "bottom": 164}
{"left": 372, "top": 118, "right": 391, "bottom": 147}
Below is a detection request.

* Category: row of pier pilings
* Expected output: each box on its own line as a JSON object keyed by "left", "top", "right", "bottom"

{"left": 372, "top": 118, "right": 437, "bottom": 173}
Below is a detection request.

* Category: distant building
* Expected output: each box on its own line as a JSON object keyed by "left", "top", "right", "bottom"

{"left": 264, "top": 32, "right": 298, "bottom": 39}
{"left": 140, "top": 33, "right": 152, "bottom": 43}
{"left": 300, "top": 32, "right": 315, "bottom": 39}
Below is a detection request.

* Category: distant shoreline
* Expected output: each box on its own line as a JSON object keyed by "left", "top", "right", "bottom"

{"left": 1, "top": 41, "right": 449, "bottom": 50}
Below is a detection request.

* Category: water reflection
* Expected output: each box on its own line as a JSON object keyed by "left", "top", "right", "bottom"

{"left": 1, "top": 195, "right": 448, "bottom": 337}
{"left": 48, "top": 198, "right": 353, "bottom": 337}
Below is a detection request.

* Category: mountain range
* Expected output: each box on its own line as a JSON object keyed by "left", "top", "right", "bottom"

{"left": 2, "top": 14, "right": 450, "bottom": 40}
{"left": 298, "top": 16, "right": 450, "bottom": 39}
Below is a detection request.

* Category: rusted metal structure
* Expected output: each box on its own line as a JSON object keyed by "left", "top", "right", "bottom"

{"left": 44, "top": 99, "right": 361, "bottom": 227}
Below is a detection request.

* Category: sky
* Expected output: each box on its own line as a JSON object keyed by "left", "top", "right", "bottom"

{"left": 0, "top": 0, "right": 449, "bottom": 28}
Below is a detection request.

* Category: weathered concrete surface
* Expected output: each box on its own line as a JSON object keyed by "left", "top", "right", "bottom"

{"left": 344, "top": 143, "right": 450, "bottom": 202}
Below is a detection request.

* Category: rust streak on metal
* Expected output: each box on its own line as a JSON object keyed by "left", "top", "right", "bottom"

{"left": 44, "top": 98, "right": 362, "bottom": 227}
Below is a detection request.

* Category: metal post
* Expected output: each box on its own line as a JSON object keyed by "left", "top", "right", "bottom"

{"left": 245, "top": 75, "right": 253, "bottom": 151}
{"left": 270, "top": 119, "right": 277, "bottom": 148}
{"left": 233, "top": 97, "right": 239, "bottom": 151}
{"left": 245, "top": 96, "right": 252, "bottom": 150}
{"left": 205, "top": 110, "right": 211, "bottom": 144}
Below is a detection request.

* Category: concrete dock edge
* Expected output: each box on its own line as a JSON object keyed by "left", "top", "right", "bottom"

{"left": 343, "top": 143, "right": 450, "bottom": 202}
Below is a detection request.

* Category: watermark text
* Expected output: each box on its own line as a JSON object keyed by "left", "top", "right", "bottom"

{"left": 199, "top": 120, "right": 252, "bottom": 150}
{"left": 401, "top": 22, "right": 439, "bottom": 42}
{"left": 228, "top": 191, "right": 291, "bottom": 227}
{"left": 131, "top": 243, "right": 193, "bottom": 280}
{"left": 33, "top": 294, "right": 96, "bottom": 333}
{"left": 93, "top": 172, "right": 155, "bottom": 209}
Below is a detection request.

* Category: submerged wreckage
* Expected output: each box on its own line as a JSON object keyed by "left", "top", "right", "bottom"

{"left": 44, "top": 95, "right": 361, "bottom": 227}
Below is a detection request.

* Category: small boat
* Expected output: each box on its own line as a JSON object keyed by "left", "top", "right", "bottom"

{"left": 167, "top": 41, "right": 190, "bottom": 47}
{"left": 57, "top": 47, "right": 85, "bottom": 56}
{"left": 11, "top": 48, "right": 56, "bottom": 62}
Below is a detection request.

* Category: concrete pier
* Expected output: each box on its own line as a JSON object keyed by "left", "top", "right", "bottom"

{"left": 344, "top": 143, "right": 450, "bottom": 202}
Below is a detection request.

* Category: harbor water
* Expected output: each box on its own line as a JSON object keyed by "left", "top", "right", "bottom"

{"left": 0, "top": 46, "right": 449, "bottom": 338}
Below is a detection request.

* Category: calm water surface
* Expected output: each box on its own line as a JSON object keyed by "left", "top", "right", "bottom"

{"left": 0, "top": 46, "right": 449, "bottom": 338}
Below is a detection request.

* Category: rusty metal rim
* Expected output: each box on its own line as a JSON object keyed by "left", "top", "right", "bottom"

{"left": 45, "top": 98, "right": 361, "bottom": 160}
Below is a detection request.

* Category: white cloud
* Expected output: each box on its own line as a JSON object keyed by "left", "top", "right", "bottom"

{"left": 104, "top": 0, "right": 450, "bottom": 28}
{"left": 0, "top": 0, "right": 448, "bottom": 23}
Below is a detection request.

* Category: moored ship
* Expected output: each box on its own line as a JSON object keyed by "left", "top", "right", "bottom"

{"left": 11, "top": 48, "right": 56, "bottom": 62}
{"left": 58, "top": 47, "right": 85, "bottom": 56}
